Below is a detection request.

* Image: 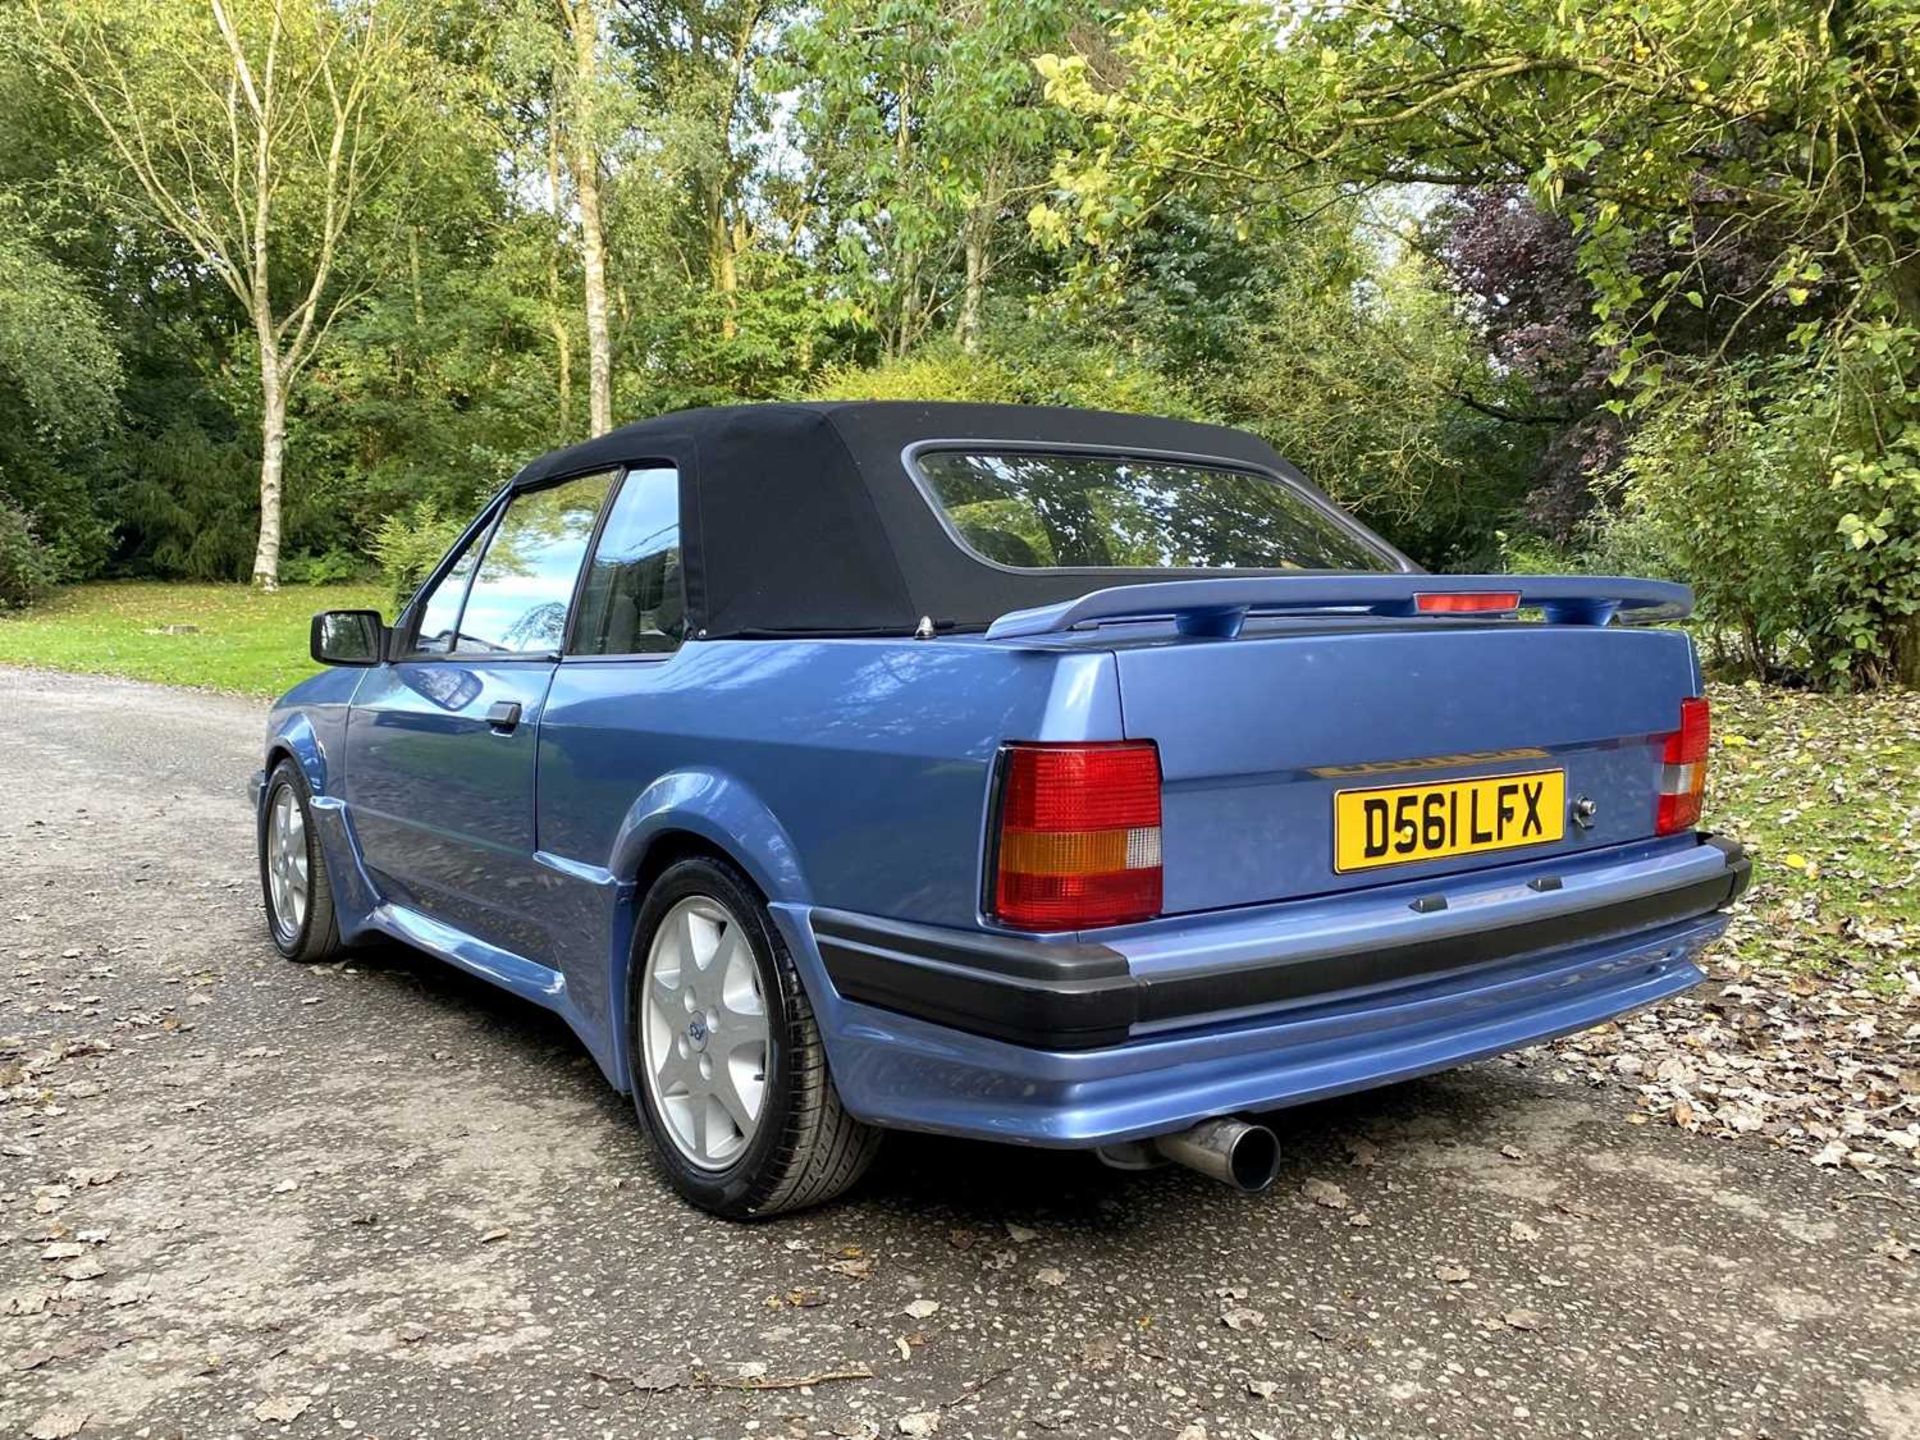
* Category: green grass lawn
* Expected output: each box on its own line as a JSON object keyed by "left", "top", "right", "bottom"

{"left": 0, "top": 580, "right": 389, "bottom": 698}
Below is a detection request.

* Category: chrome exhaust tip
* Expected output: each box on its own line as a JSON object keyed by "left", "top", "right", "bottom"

{"left": 1149, "top": 1117, "right": 1282, "bottom": 1192}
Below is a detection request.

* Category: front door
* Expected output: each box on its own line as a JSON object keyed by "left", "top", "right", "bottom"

{"left": 345, "top": 470, "right": 616, "bottom": 956}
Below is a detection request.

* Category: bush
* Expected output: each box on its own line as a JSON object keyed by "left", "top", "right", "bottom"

{"left": 279, "top": 547, "right": 371, "bottom": 586}
{"left": 811, "top": 327, "right": 1198, "bottom": 417}
{"left": 0, "top": 500, "right": 58, "bottom": 609}
{"left": 372, "top": 499, "right": 467, "bottom": 608}
{"left": 1617, "top": 341, "right": 1920, "bottom": 689}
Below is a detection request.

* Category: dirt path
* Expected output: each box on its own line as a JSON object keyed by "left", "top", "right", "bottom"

{"left": 2, "top": 666, "right": 1915, "bottom": 1440}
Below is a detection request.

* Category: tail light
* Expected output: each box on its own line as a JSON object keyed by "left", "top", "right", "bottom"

{"left": 1414, "top": 591, "right": 1521, "bottom": 615}
{"left": 1655, "top": 696, "right": 1711, "bottom": 834}
{"left": 990, "top": 741, "right": 1162, "bottom": 931}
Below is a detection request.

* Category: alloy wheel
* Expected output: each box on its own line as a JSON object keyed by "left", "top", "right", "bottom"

{"left": 265, "top": 786, "right": 309, "bottom": 943}
{"left": 640, "top": 895, "right": 771, "bottom": 1170}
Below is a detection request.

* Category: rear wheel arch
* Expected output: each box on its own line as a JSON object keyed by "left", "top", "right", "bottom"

{"left": 621, "top": 845, "right": 880, "bottom": 1216}
{"left": 613, "top": 827, "right": 817, "bottom": 1088}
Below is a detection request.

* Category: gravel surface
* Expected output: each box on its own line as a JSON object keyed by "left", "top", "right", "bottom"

{"left": 2, "top": 666, "right": 1916, "bottom": 1440}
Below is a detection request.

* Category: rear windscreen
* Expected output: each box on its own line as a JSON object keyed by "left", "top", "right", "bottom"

{"left": 914, "top": 450, "right": 1396, "bottom": 572}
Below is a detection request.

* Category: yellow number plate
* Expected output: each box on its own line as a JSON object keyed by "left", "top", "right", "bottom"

{"left": 1334, "top": 770, "right": 1565, "bottom": 873}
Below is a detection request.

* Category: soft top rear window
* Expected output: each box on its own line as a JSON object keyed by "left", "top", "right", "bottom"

{"left": 914, "top": 450, "right": 1396, "bottom": 573}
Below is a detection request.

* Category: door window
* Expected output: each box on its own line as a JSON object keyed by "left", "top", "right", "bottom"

{"left": 571, "top": 465, "right": 684, "bottom": 655}
{"left": 454, "top": 471, "right": 614, "bottom": 655}
{"left": 412, "top": 527, "right": 486, "bottom": 656}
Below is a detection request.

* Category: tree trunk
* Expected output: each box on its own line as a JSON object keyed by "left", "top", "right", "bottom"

{"left": 712, "top": 201, "right": 738, "bottom": 340}
{"left": 251, "top": 336, "right": 286, "bottom": 590}
{"left": 408, "top": 227, "right": 424, "bottom": 329}
{"left": 550, "top": 305, "right": 573, "bottom": 439}
{"left": 544, "top": 94, "right": 573, "bottom": 439}
{"left": 959, "top": 204, "right": 989, "bottom": 354}
{"left": 565, "top": 0, "right": 612, "bottom": 437}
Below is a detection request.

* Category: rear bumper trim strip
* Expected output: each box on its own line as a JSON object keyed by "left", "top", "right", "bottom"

{"left": 812, "top": 836, "right": 1749, "bottom": 1052}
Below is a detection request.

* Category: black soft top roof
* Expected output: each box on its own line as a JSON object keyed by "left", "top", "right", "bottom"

{"left": 508, "top": 401, "right": 1405, "bottom": 639}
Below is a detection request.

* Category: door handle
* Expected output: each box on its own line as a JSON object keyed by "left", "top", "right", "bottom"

{"left": 486, "top": 701, "right": 522, "bottom": 732}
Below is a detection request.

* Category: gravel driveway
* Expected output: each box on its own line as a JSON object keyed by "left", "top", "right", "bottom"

{"left": 2, "top": 666, "right": 1916, "bottom": 1440}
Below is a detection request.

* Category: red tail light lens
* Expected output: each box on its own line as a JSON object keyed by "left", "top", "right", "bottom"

{"left": 1414, "top": 591, "right": 1522, "bottom": 615}
{"left": 991, "top": 741, "right": 1162, "bottom": 931}
{"left": 1655, "top": 696, "right": 1711, "bottom": 834}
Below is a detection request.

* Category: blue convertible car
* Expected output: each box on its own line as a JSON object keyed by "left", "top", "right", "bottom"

{"left": 254, "top": 402, "right": 1747, "bottom": 1215}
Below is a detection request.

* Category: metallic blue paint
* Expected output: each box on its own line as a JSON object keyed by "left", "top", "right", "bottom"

{"left": 778, "top": 899, "right": 1719, "bottom": 1145}
{"left": 262, "top": 602, "right": 1732, "bottom": 1148}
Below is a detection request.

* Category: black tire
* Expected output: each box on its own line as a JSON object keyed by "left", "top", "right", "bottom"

{"left": 258, "top": 758, "right": 345, "bottom": 963}
{"left": 628, "top": 855, "right": 881, "bottom": 1218}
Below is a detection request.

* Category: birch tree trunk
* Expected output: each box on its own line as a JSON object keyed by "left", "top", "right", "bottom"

{"left": 562, "top": 0, "right": 613, "bottom": 437}
{"left": 252, "top": 330, "right": 287, "bottom": 589}
{"left": 544, "top": 99, "right": 573, "bottom": 438}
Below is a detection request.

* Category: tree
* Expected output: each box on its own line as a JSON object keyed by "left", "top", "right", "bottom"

{"left": 1037, "top": 0, "right": 1920, "bottom": 682}
{"left": 22, "top": 0, "right": 435, "bottom": 587}
{"left": 788, "top": 0, "right": 1088, "bottom": 356}
{"left": 0, "top": 204, "right": 123, "bottom": 588}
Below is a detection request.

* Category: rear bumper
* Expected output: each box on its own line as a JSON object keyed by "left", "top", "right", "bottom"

{"left": 777, "top": 835, "right": 1746, "bottom": 1146}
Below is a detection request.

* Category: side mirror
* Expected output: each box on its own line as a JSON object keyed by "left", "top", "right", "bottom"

{"left": 311, "top": 610, "right": 387, "bottom": 667}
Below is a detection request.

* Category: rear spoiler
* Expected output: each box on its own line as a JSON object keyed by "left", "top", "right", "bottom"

{"left": 984, "top": 575, "right": 1693, "bottom": 641}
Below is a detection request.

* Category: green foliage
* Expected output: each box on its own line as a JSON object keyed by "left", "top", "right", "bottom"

{"left": 813, "top": 325, "right": 1196, "bottom": 416}
{"left": 279, "top": 548, "right": 370, "bottom": 586}
{"left": 0, "top": 218, "right": 120, "bottom": 442}
{"left": 1029, "top": 0, "right": 1920, "bottom": 684}
{"left": 372, "top": 499, "right": 468, "bottom": 609}
{"left": 1617, "top": 336, "right": 1920, "bottom": 688}
{"left": 0, "top": 500, "right": 58, "bottom": 609}
{"left": 0, "top": 0, "right": 1914, "bottom": 687}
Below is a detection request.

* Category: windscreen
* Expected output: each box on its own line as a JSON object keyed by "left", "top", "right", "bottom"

{"left": 915, "top": 450, "right": 1395, "bottom": 572}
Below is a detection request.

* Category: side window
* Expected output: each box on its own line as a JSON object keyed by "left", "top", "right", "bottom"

{"left": 571, "top": 465, "right": 684, "bottom": 656}
{"left": 455, "top": 471, "right": 614, "bottom": 655}
{"left": 412, "top": 525, "right": 487, "bottom": 656}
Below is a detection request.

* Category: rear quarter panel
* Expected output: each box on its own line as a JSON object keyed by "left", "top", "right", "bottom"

{"left": 531, "top": 637, "right": 1121, "bottom": 1058}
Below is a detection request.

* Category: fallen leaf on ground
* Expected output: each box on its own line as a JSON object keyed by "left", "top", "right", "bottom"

{"left": 902, "top": 1298, "right": 939, "bottom": 1320}
{"left": 253, "top": 1395, "right": 312, "bottom": 1423}
{"left": 1433, "top": 1263, "right": 1471, "bottom": 1284}
{"left": 1502, "top": 1309, "right": 1546, "bottom": 1331}
{"left": 28, "top": 1408, "right": 89, "bottom": 1439}
{"left": 1032, "top": 1267, "right": 1066, "bottom": 1287}
{"left": 1221, "top": 1306, "right": 1266, "bottom": 1331}
{"left": 897, "top": 1412, "right": 941, "bottom": 1436}
{"left": 1302, "top": 1179, "right": 1349, "bottom": 1209}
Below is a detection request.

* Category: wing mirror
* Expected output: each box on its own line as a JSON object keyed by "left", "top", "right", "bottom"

{"left": 311, "top": 609, "right": 387, "bottom": 667}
